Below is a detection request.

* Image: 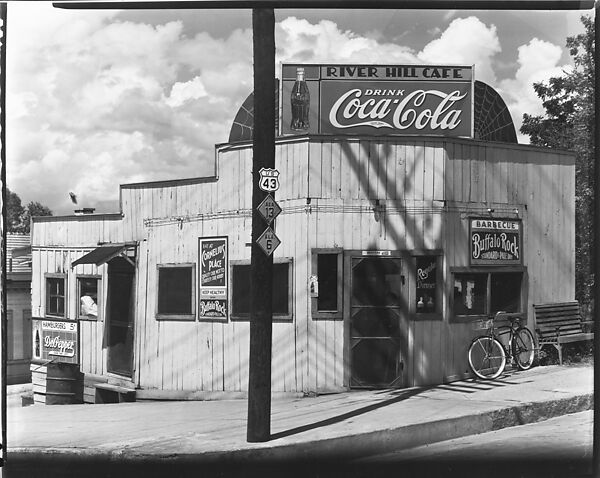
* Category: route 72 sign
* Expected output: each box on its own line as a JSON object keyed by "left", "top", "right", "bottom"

{"left": 258, "top": 168, "right": 280, "bottom": 193}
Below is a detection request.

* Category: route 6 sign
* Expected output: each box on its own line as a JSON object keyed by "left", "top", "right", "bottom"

{"left": 258, "top": 168, "right": 280, "bottom": 193}
{"left": 256, "top": 227, "right": 281, "bottom": 256}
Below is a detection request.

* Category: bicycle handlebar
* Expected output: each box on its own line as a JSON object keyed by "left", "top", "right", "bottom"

{"left": 492, "top": 311, "right": 524, "bottom": 323}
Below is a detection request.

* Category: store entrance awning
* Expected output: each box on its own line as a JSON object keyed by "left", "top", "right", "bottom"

{"left": 71, "top": 243, "right": 135, "bottom": 268}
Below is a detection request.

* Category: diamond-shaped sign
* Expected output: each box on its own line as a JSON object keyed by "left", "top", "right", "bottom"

{"left": 257, "top": 194, "right": 282, "bottom": 225}
{"left": 256, "top": 227, "right": 281, "bottom": 256}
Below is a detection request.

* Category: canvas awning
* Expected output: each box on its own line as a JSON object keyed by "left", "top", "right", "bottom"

{"left": 71, "top": 243, "right": 135, "bottom": 267}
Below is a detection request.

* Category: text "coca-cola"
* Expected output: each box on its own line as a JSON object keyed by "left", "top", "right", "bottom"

{"left": 328, "top": 88, "right": 466, "bottom": 131}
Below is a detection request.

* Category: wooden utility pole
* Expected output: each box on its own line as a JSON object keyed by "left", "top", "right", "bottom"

{"left": 593, "top": 5, "right": 599, "bottom": 476}
{"left": 247, "top": 8, "right": 276, "bottom": 443}
{"left": 1, "top": 3, "right": 7, "bottom": 467}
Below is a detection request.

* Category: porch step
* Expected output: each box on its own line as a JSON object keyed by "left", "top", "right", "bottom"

{"left": 93, "top": 383, "right": 136, "bottom": 404}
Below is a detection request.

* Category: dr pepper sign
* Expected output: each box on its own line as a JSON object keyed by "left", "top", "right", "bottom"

{"left": 281, "top": 64, "right": 473, "bottom": 138}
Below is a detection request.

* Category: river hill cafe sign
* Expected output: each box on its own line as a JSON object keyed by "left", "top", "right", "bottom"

{"left": 281, "top": 64, "right": 474, "bottom": 137}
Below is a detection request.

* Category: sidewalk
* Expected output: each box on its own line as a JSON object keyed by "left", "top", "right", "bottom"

{"left": 4, "top": 364, "right": 594, "bottom": 477}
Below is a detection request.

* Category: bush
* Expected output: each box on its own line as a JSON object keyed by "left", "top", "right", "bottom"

{"left": 538, "top": 342, "right": 593, "bottom": 366}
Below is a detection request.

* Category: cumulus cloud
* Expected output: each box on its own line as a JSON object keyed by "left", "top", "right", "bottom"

{"left": 167, "top": 77, "right": 209, "bottom": 108}
{"left": 498, "top": 38, "right": 567, "bottom": 141}
{"left": 7, "top": 3, "right": 253, "bottom": 214}
{"left": 6, "top": 6, "right": 568, "bottom": 214}
{"left": 418, "top": 16, "right": 501, "bottom": 84}
{"left": 275, "top": 17, "right": 417, "bottom": 65}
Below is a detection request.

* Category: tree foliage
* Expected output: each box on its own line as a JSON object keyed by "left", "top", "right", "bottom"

{"left": 520, "top": 15, "right": 595, "bottom": 312}
{"left": 6, "top": 188, "right": 53, "bottom": 233}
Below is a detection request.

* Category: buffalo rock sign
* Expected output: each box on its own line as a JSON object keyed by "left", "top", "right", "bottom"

{"left": 470, "top": 218, "right": 522, "bottom": 265}
{"left": 281, "top": 64, "right": 473, "bottom": 137}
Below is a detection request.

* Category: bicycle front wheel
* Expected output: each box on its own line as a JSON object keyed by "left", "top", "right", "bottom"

{"left": 513, "top": 327, "right": 535, "bottom": 370}
{"left": 468, "top": 336, "right": 506, "bottom": 380}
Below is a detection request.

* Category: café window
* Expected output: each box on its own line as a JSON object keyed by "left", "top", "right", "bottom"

{"left": 231, "top": 259, "right": 292, "bottom": 321}
{"left": 77, "top": 276, "right": 100, "bottom": 320}
{"left": 453, "top": 271, "right": 523, "bottom": 316}
{"left": 311, "top": 249, "right": 343, "bottom": 320}
{"left": 415, "top": 255, "right": 440, "bottom": 314}
{"left": 45, "top": 275, "right": 66, "bottom": 318}
{"left": 156, "top": 264, "right": 195, "bottom": 320}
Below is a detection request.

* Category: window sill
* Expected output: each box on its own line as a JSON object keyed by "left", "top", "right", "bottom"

{"left": 156, "top": 314, "right": 195, "bottom": 321}
{"left": 44, "top": 315, "right": 71, "bottom": 321}
{"left": 312, "top": 311, "right": 343, "bottom": 321}
{"left": 78, "top": 315, "right": 100, "bottom": 321}
{"left": 450, "top": 314, "right": 488, "bottom": 323}
{"left": 231, "top": 314, "right": 293, "bottom": 322}
{"left": 414, "top": 312, "right": 443, "bottom": 321}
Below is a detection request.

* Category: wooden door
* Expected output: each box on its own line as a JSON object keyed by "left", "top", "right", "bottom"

{"left": 106, "top": 257, "right": 135, "bottom": 377}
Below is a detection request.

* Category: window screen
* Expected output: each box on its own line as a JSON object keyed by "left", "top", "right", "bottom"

{"left": 232, "top": 262, "right": 290, "bottom": 317}
{"left": 46, "top": 277, "right": 66, "bottom": 317}
{"left": 157, "top": 266, "right": 194, "bottom": 316}
{"left": 490, "top": 272, "right": 522, "bottom": 313}
{"left": 453, "top": 273, "right": 487, "bottom": 315}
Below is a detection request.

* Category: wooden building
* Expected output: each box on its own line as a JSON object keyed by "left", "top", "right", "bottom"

{"left": 30, "top": 64, "right": 575, "bottom": 400}
{"left": 6, "top": 233, "right": 32, "bottom": 384}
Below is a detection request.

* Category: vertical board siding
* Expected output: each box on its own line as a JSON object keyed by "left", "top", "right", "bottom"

{"left": 443, "top": 142, "right": 575, "bottom": 380}
{"left": 30, "top": 246, "right": 108, "bottom": 377}
{"left": 31, "top": 137, "right": 575, "bottom": 393}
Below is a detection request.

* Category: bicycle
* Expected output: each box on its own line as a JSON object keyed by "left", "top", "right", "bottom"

{"left": 467, "top": 311, "right": 536, "bottom": 380}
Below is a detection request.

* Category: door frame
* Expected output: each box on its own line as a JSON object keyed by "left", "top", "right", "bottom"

{"left": 343, "top": 250, "right": 410, "bottom": 389}
{"left": 105, "top": 257, "right": 136, "bottom": 379}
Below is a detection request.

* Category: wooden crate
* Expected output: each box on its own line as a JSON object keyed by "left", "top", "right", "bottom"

{"left": 30, "top": 364, "right": 47, "bottom": 404}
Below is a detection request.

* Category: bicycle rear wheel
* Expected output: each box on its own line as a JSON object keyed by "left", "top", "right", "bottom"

{"left": 468, "top": 336, "right": 506, "bottom": 379}
{"left": 513, "top": 327, "right": 535, "bottom": 370}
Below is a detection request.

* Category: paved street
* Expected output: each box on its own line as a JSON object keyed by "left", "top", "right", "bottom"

{"left": 3, "top": 365, "right": 593, "bottom": 478}
{"left": 357, "top": 411, "right": 593, "bottom": 477}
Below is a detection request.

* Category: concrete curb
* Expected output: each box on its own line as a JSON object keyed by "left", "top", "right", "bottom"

{"left": 6, "top": 392, "right": 593, "bottom": 466}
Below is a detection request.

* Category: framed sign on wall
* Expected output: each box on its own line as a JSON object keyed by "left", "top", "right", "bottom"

{"left": 199, "top": 236, "right": 229, "bottom": 320}
{"left": 470, "top": 218, "right": 522, "bottom": 265}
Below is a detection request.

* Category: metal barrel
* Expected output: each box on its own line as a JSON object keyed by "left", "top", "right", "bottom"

{"left": 45, "top": 363, "right": 84, "bottom": 405}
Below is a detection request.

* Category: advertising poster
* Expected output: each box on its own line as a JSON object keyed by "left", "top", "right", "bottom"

{"left": 32, "top": 318, "right": 79, "bottom": 364}
{"left": 199, "top": 236, "right": 229, "bottom": 320}
{"left": 416, "top": 256, "right": 437, "bottom": 313}
{"left": 281, "top": 64, "right": 473, "bottom": 138}
{"left": 470, "top": 219, "right": 522, "bottom": 265}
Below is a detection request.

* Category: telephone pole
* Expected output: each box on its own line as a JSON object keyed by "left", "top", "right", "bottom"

{"left": 247, "top": 8, "right": 276, "bottom": 443}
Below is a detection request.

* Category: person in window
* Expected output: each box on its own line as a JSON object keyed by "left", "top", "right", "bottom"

{"left": 80, "top": 293, "right": 98, "bottom": 318}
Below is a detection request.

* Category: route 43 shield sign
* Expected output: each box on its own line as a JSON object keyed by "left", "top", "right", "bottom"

{"left": 258, "top": 168, "right": 280, "bottom": 193}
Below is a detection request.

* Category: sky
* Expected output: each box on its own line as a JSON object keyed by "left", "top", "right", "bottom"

{"left": 6, "top": 2, "right": 593, "bottom": 215}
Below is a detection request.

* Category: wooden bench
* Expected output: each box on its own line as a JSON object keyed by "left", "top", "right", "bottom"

{"left": 533, "top": 301, "right": 594, "bottom": 365}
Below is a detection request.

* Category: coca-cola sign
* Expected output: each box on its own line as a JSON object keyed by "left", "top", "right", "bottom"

{"left": 281, "top": 64, "right": 473, "bottom": 137}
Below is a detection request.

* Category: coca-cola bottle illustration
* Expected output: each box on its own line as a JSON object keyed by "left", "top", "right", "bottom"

{"left": 290, "top": 67, "right": 310, "bottom": 131}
